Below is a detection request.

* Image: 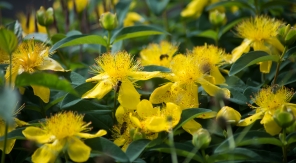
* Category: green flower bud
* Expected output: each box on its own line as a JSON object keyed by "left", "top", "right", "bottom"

{"left": 274, "top": 108, "right": 295, "bottom": 128}
{"left": 216, "top": 106, "right": 241, "bottom": 126}
{"left": 130, "top": 128, "right": 144, "bottom": 141}
{"left": 192, "top": 128, "right": 211, "bottom": 149}
{"left": 286, "top": 121, "right": 296, "bottom": 133}
{"left": 209, "top": 10, "right": 227, "bottom": 27}
{"left": 285, "top": 28, "right": 296, "bottom": 45}
{"left": 36, "top": 6, "right": 54, "bottom": 27}
{"left": 99, "top": 12, "right": 118, "bottom": 31}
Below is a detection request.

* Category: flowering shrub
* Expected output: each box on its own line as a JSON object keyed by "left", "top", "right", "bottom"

{"left": 1, "top": 0, "right": 296, "bottom": 163}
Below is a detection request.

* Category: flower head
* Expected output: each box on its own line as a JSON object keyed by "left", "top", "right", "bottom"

{"left": 238, "top": 86, "right": 296, "bottom": 135}
{"left": 229, "top": 16, "right": 284, "bottom": 73}
{"left": 83, "top": 51, "right": 160, "bottom": 110}
{"left": 5, "top": 40, "right": 65, "bottom": 103}
{"left": 140, "top": 41, "right": 178, "bottom": 67}
{"left": 22, "top": 111, "right": 107, "bottom": 163}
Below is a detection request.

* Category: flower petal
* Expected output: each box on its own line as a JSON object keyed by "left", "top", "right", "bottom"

{"left": 31, "top": 85, "right": 50, "bottom": 103}
{"left": 67, "top": 137, "right": 91, "bottom": 162}
{"left": 165, "top": 102, "right": 182, "bottom": 127}
{"left": 210, "top": 66, "right": 225, "bottom": 84}
{"left": 230, "top": 39, "right": 251, "bottom": 63}
{"left": 0, "top": 139, "right": 16, "bottom": 154}
{"left": 36, "top": 58, "right": 65, "bottom": 71}
{"left": 259, "top": 61, "right": 272, "bottom": 74}
{"left": 116, "top": 105, "right": 127, "bottom": 124}
{"left": 22, "top": 127, "right": 52, "bottom": 143}
{"left": 114, "top": 137, "right": 126, "bottom": 147}
{"left": 85, "top": 73, "right": 109, "bottom": 82}
{"left": 118, "top": 80, "right": 140, "bottom": 110}
{"left": 14, "top": 118, "right": 28, "bottom": 126}
{"left": 32, "top": 141, "right": 64, "bottom": 163}
{"left": 150, "top": 82, "right": 173, "bottom": 104}
{"left": 82, "top": 80, "right": 113, "bottom": 99}
{"left": 130, "top": 113, "right": 142, "bottom": 128}
{"left": 197, "top": 111, "right": 217, "bottom": 119}
{"left": 237, "top": 111, "right": 264, "bottom": 126}
{"left": 136, "top": 99, "right": 158, "bottom": 119}
{"left": 267, "top": 37, "right": 284, "bottom": 52}
{"left": 146, "top": 117, "right": 167, "bottom": 132}
{"left": 262, "top": 114, "right": 281, "bottom": 136}
{"left": 128, "top": 71, "right": 160, "bottom": 81}
{"left": 198, "top": 78, "right": 230, "bottom": 97}
{"left": 182, "top": 120, "right": 202, "bottom": 135}
{"left": 76, "top": 130, "right": 107, "bottom": 139}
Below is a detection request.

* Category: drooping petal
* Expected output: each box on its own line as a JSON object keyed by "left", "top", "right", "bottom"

{"left": 85, "top": 73, "right": 109, "bottom": 82}
{"left": 128, "top": 71, "right": 160, "bottom": 81}
{"left": 129, "top": 114, "right": 142, "bottom": 128}
{"left": 198, "top": 78, "right": 230, "bottom": 97}
{"left": 150, "top": 82, "right": 173, "bottom": 104}
{"left": 118, "top": 80, "right": 140, "bottom": 110}
{"left": 32, "top": 141, "right": 64, "bottom": 163}
{"left": 0, "top": 139, "right": 16, "bottom": 154}
{"left": 262, "top": 114, "right": 282, "bottom": 136}
{"left": 136, "top": 99, "right": 158, "bottom": 119}
{"left": 237, "top": 111, "right": 264, "bottom": 126}
{"left": 267, "top": 37, "right": 284, "bottom": 52}
{"left": 31, "top": 85, "right": 50, "bottom": 103}
{"left": 76, "top": 130, "right": 107, "bottom": 139}
{"left": 82, "top": 80, "right": 113, "bottom": 99}
{"left": 146, "top": 117, "right": 167, "bottom": 132}
{"left": 165, "top": 102, "right": 182, "bottom": 127}
{"left": 259, "top": 61, "right": 272, "bottom": 73}
{"left": 22, "top": 127, "right": 53, "bottom": 144}
{"left": 67, "top": 137, "right": 91, "bottom": 162}
{"left": 14, "top": 118, "right": 28, "bottom": 126}
{"left": 115, "top": 106, "right": 126, "bottom": 124}
{"left": 182, "top": 120, "right": 202, "bottom": 135}
{"left": 230, "top": 39, "right": 251, "bottom": 63}
{"left": 36, "top": 58, "right": 65, "bottom": 71}
{"left": 197, "top": 111, "right": 217, "bottom": 119}
{"left": 210, "top": 66, "right": 225, "bottom": 84}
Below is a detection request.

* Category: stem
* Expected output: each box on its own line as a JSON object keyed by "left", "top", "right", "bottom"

{"left": 46, "top": 26, "right": 51, "bottom": 39}
{"left": 183, "top": 146, "right": 199, "bottom": 163}
{"left": 106, "top": 30, "right": 112, "bottom": 52}
{"left": 201, "top": 150, "right": 207, "bottom": 163}
{"left": 168, "top": 122, "right": 178, "bottom": 163}
{"left": 1, "top": 123, "right": 9, "bottom": 163}
{"left": 282, "top": 129, "right": 287, "bottom": 163}
{"left": 273, "top": 47, "right": 287, "bottom": 85}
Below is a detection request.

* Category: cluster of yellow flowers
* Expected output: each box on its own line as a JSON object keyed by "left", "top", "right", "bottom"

{"left": 1, "top": 13, "right": 296, "bottom": 162}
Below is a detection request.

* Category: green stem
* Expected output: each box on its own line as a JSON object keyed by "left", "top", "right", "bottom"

{"left": 46, "top": 26, "right": 51, "bottom": 39}
{"left": 201, "top": 150, "right": 207, "bottom": 163}
{"left": 273, "top": 47, "right": 287, "bottom": 85}
{"left": 183, "top": 146, "right": 199, "bottom": 163}
{"left": 1, "top": 123, "right": 9, "bottom": 163}
{"left": 106, "top": 30, "right": 112, "bottom": 52}
{"left": 282, "top": 129, "right": 287, "bottom": 163}
{"left": 168, "top": 123, "right": 178, "bottom": 163}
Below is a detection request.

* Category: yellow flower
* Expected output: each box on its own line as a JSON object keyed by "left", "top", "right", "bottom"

{"left": 229, "top": 16, "right": 284, "bottom": 73}
{"left": 237, "top": 86, "right": 296, "bottom": 135}
{"left": 82, "top": 51, "right": 160, "bottom": 110}
{"left": 0, "top": 105, "right": 28, "bottom": 154}
{"left": 22, "top": 111, "right": 107, "bottom": 163}
{"left": 140, "top": 41, "right": 178, "bottom": 67}
{"left": 112, "top": 105, "right": 158, "bottom": 150}
{"left": 181, "top": 0, "right": 224, "bottom": 18}
{"left": 129, "top": 100, "right": 182, "bottom": 132}
{"left": 5, "top": 40, "right": 65, "bottom": 103}
{"left": 68, "top": 0, "right": 89, "bottom": 13}
{"left": 216, "top": 106, "right": 241, "bottom": 125}
{"left": 17, "top": 12, "right": 47, "bottom": 35}
{"left": 123, "top": 12, "right": 144, "bottom": 27}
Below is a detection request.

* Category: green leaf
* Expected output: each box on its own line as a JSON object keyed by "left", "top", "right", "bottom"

{"left": 283, "top": 46, "right": 296, "bottom": 60}
{"left": 50, "top": 33, "right": 66, "bottom": 45}
{"left": 44, "top": 96, "right": 65, "bottom": 111}
{"left": 49, "top": 34, "right": 107, "bottom": 53}
{"left": 0, "top": 28, "right": 18, "bottom": 54}
{"left": 218, "top": 18, "right": 245, "bottom": 38}
{"left": 115, "top": 0, "right": 132, "bottom": 26}
{"left": 125, "top": 139, "right": 150, "bottom": 162}
{"left": 143, "top": 65, "right": 171, "bottom": 73}
{"left": 173, "top": 108, "right": 214, "bottom": 132}
{"left": 146, "top": 0, "right": 169, "bottom": 15}
{"left": 111, "top": 25, "right": 169, "bottom": 43}
{"left": 85, "top": 137, "right": 129, "bottom": 162}
{"left": 15, "top": 72, "right": 77, "bottom": 96}
{"left": 286, "top": 132, "right": 296, "bottom": 145}
{"left": 23, "top": 33, "right": 48, "bottom": 43}
{"left": 261, "top": 0, "right": 295, "bottom": 10}
{"left": 214, "top": 131, "right": 283, "bottom": 153}
{"left": 276, "top": 70, "right": 296, "bottom": 85}
{"left": 150, "top": 143, "right": 204, "bottom": 162}
{"left": 206, "top": 1, "right": 255, "bottom": 11}
{"left": 229, "top": 51, "right": 280, "bottom": 76}
{"left": 5, "top": 20, "right": 23, "bottom": 44}
{"left": 195, "top": 29, "right": 217, "bottom": 41}
{"left": 210, "top": 148, "right": 262, "bottom": 162}
{"left": 0, "top": 128, "right": 25, "bottom": 141}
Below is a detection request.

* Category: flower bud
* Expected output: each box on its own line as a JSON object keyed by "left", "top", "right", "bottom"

{"left": 274, "top": 107, "right": 295, "bottom": 128}
{"left": 192, "top": 128, "right": 211, "bottom": 149}
{"left": 130, "top": 128, "right": 144, "bottom": 141}
{"left": 36, "top": 6, "right": 54, "bottom": 27}
{"left": 209, "top": 10, "right": 227, "bottom": 27}
{"left": 99, "top": 12, "right": 118, "bottom": 31}
{"left": 286, "top": 121, "right": 296, "bottom": 133}
{"left": 216, "top": 106, "right": 241, "bottom": 126}
{"left": 285, "top": 28, "right": 296, "bottom": 45}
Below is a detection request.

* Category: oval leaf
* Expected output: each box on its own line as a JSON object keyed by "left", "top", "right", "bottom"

{"left": 85, "top": 137, "right": 129, "bottom": 162}
{"left": 173, "top": 108, "right": 214, "bottom": 131}
{"left": 111, "top": 25, "right": 169, "bottom": 43}
{"left": 0, "top": 28, "right": 18, "bottom": 54}
{"left": 229, "top": 51, "right": 280, "bottom": 76}
{"left": 15, "top": 72, "right": 77, "bottom": 96}
{"left": 125, "top": 139, "right": 150, "bottom": 162}
{"left": 50, "top": 34, "right": 107, "bottom": 53}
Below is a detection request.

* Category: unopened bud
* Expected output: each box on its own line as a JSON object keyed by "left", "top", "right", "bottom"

{"left": 285, "top": 28, "right": 296, "bottom": 45}
{"left": 99, "top": 12, "right": 118, "bottom": 31}
{"left": 274, "top": 107, "right": 295, "bottom": 128}
{"left": 36, "top": 6, "right": 54, "bottom": 27}
{"left": 130, "top": 128, "right": 144, "bottom": 141}
{"left": 192, "top": 128, "right": 211, "bottom": 149}
{"left": 209, "top": 10, "right": 227, "bottom": 27}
